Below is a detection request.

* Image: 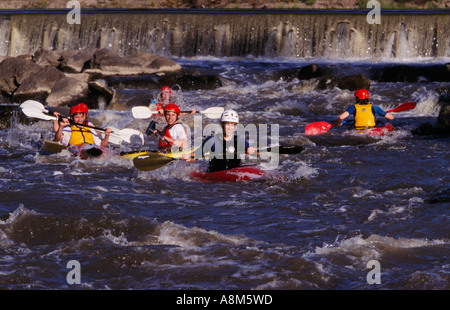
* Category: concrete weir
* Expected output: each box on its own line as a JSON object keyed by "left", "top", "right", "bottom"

{"left": 0, "top": 9, "right": 448, "bottom": 59}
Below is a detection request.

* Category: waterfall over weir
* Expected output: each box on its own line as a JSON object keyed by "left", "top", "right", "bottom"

{"left": 0, "top": 9, "right": 448, "bottom": 60}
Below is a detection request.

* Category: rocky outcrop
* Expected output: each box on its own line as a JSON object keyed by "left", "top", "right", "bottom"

{"left": 412, "top": 92, "right": 450, "bottom": 136}
{"left": 371, "top": 64, "right": 450, "bottom": 83}
{"left": 12, "top": 66, "right": 66, "bottom": 102}
{"left": 0, "top": 48, "right": 183, "bottom": 108}
{"left": 0, "top": 57, "right": 42, "bottom": 96}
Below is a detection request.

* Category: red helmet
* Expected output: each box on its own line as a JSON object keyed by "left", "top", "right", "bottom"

{"left": 70, "top": 103, "right": 88, "bottom": 116}
{"left": 161, "top": 86, "right": 172, "bottom": 94}
{"left": 164, "top": 103, "right": 180, "bottom": 115}
{"left": 355, "top": 89, "right": 369, "bottom": 100}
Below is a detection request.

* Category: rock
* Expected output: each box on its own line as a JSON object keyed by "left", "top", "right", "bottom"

{"left": 32, "top": 47, "right": 63, "bottom": 67}
{"left": 272, "top": 64, "right": 325, "bottom": 82}
{"left": 372, "top": 64, "right": 450, "bottom": 83}
{"left": 157, "top": 71, "right": 223, "bottom": 90}
{"left": 412, "top": 93, "right": 450, "bottom": 136}
{"left": 298, "top": 64, "right": 324, "bottom": 80}
{"left": 435, "top": 94, "right": 450, "bottom": 135}
{"left": 85, "top": 48, "right": 182, "bottom": 76}
{"left": 45, "top": 77, "right": 94, "bottom": 108}
{"left": 0, "top": 57, "right": 42, "bottom": 96}
{"left": 59, "top": 48, "right": 99, "bottom": 73}
{"left": 12, "top": 66, "right": 66, "bottom": 102}
{"left": 0, "top": 55, "right": 10, "bottom": 64}
{"left": 411, "top": 122, "right": 436, "bottom": 136}
{"left": 337, "top": 74, "right": 371, "bottom": 91}
{"left": 88, "top": 80, "right": 114, "bottom": 103}
{"left": 64, "top": 73, "right": 91, "bottom": 83}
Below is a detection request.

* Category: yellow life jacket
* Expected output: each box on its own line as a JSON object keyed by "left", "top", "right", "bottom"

{"left": 69, "top": 124, "right": 95, "bottom": 145}
{"left": 354, "top": 104, "right": 376, "bottom": 130}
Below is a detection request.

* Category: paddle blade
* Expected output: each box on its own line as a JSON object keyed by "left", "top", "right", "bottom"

{"left": 20, "top": 100, "right": 57, "bottom": 121}
{"left": 132, "top": 106, "right": 158, "bottom": 119}
{"left": 200, "top": 107, "right": 224, "bottom": 119}
{"left": 133, "top": 152, "right": 175, "bottom": 171}
{"left": 105, "top": 127, "right": 144, "bottom": 145}
{"left": 305, "top": 122, "right": 334, "bottom": 135}
{"left": 387, "top": 101, "right": 416, "bottom": 113}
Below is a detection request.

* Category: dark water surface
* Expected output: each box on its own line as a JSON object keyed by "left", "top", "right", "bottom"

{"left": 1, "top": 57, "right": 449, "bottom": 290}
{"left": 0, "top": 9, "right": 449, "bottom": 291}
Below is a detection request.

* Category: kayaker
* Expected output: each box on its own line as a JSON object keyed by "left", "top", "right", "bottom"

{"left": 200, "top": 109, "right": 257, "bottom": 173}
{"left": 152, "top": 86, "right": 196, "bottom": 117}
{"left": 52, "top": 103, "right": 111, "bottom": 147}
{"left": 151, "top": 103, "right": 190, "bottom": 158}
{"left": 336, "top": 89, "right": 394, "bottom": 129}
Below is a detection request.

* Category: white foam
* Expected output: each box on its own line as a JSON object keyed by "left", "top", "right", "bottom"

{"left": 309, "top": 234, "right": 446, "bottom": 263}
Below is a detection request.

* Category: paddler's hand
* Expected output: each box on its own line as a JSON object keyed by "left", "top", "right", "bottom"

{"left": 53, "top": 112, "right": 70, "bottom": 127}
{"left": 104, "top": 128, "right": 112, "bottom": 138}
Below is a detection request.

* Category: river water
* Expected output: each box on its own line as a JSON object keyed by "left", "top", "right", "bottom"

{"left": 0, "top": 10, "right": 449, "bottom": 292}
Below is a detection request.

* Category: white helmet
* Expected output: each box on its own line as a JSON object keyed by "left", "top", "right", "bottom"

{"left": 221, "top": 109, "right": 239, "bottom": 124}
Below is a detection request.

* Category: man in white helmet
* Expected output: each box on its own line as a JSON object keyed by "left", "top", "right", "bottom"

{"left": 201, "top": 109, "right": 256, "bottom": 172}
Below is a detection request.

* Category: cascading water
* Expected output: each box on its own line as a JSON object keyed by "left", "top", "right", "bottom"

{"left": 0, "top": 9, "right": 448, "bottom": 60}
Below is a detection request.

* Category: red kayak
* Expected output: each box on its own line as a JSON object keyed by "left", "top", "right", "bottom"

{"left": 190, "top": 165, "right": 266, "bottom": 182}
{"left": 357, "top": 123, "right": 395, "bottom": 136}
{"left": 68, "top": 143, "right": 108, "bottom": 160}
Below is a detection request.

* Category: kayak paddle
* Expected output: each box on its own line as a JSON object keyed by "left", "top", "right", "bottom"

{"left": 20, "top": 100, "right": 144, "bottom": 145}
{"left": 131, "top": 106, "right": 224, "bottom": 119}
{"left": 305, "top": 101, "right": 417, "bottom": 135}
{"left": 386, "top": 101, "right": 416, "bottom": 113}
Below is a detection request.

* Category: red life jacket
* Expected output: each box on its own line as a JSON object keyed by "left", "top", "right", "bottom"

{"left": 158, "top": 123, "right": 180, "bottom": 152}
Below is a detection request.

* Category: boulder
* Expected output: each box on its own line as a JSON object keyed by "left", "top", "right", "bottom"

{"left": 412, "top": 93, "right": 450, "bottom": 136}
{"left": 372, "top": 64, "right": 450, "bottom": 83}
{"left": 337, "top": 74, "right": 371, "bottom": 91}
{"left": 157, "top": 70, "right": 223, "bottom": 90}
{"left": 45, "top": 77, "right": 95, "bottom": 108}
{"left": 435, "top": 94, "right": 450, "bottom": 135}
{"left": 0, "top": 57, "right": 42, "bottom": 96}
{"left": 85, "top": 48, "right": 182, "bottom": 76}
{"left": 12, "top": 66, "right": 66, "bottom": 102}
{"left": 59, "top": 48, "right": 99, "bottom": 73}
{"left": 0, "top": 55, "right": 10, "bottom": 64}
{"left": 32, "top": 47, "right": 63, "bottom": 67}
{"left": 272, "top": 64, "right": 326, "bottom": 82}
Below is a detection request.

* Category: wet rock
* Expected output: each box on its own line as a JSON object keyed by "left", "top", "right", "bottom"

{"left": 337, "top": 74, "right": 371, "bottom": 91}
{"left": 435, "top": 94, "right": 450, "bottom": 135}
{"left": 0, "top": 57, "right": 42, "bottom": 96}
{"left": 157, "top": 70, "right": 223, "bottom": 91}
{"left": 0, "top": 55, "right": 9, "bottom": 64}
{"left": 88, "top": 80, "right": 114, "bottom": 103}
{"left": 12, "top": 66, "right": 66, "bottom": 102}
{"left": 372, "top": 64, "right": 450, "bottom": 83}
{"left": 45, "top": 77, "right": 94, "bottom": 108}
{"left": 59, "top": 48, "right": 99, "bottom": 73}
{"left": 85, "top": 49, "right": 182, "bottom": 76}
{"left": 412, "top": 93, "right": 450, "bottom": 136}
{"left": 272, "top": 64, "right": 326, "bottom": 82}
{"left": 32, "top": 47, "right": 63, "bottom": 67}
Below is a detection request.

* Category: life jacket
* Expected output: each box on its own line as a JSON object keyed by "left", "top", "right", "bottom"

{"left": 69, "top": 123, "right": 95, "bottom": 145}
{"left": 158, "top": 122, "right": 185, "bottom": 152}
{"left": 354, "top": 103, "right": 376, "bottom": 130}
{"left": 204, "top": 134, "right": 247, "bottom": 173}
